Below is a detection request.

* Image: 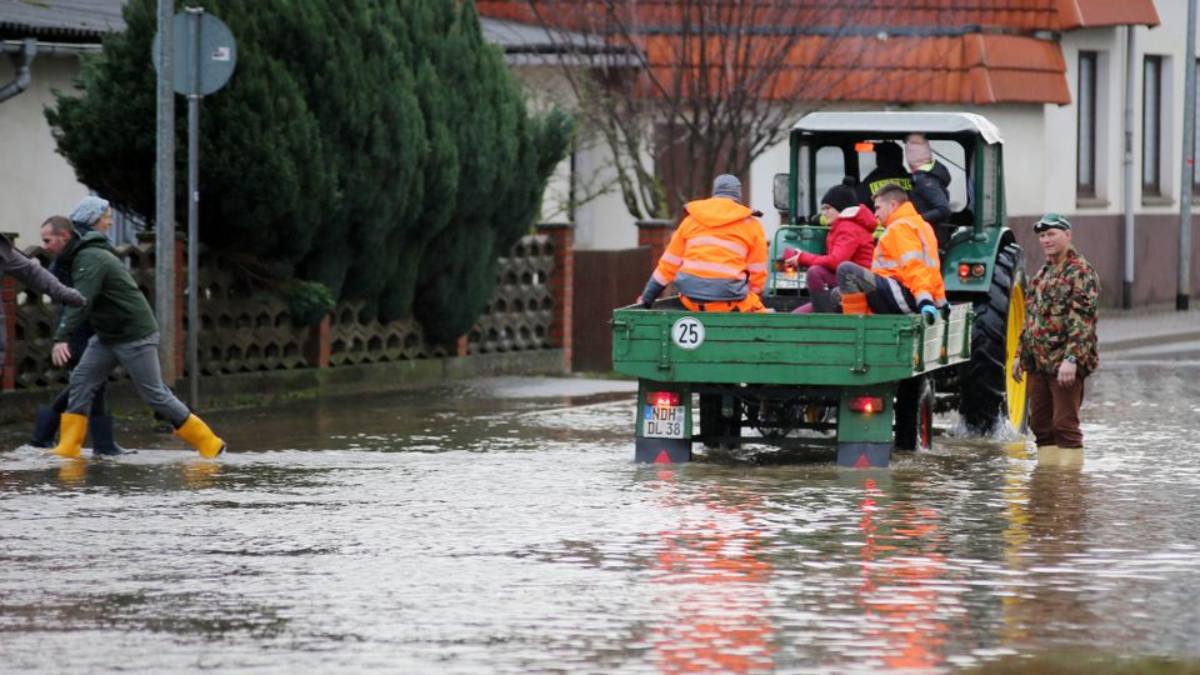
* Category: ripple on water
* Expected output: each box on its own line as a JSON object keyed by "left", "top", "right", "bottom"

{"left": 2, "top": 370, "right": 1200, "bottom": 670}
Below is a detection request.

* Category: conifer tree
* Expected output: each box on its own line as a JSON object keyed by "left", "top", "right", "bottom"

{"left": 47, "top": 0, "right": 569, "bottom": 341}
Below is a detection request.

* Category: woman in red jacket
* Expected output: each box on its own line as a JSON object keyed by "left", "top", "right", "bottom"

{"left": 783, "top": 177, "right": 877, "bottom": 313}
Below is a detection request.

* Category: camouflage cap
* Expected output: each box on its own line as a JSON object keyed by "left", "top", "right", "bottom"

{"left": 1034, "top": 212, "right": 1072, "bottom": 232}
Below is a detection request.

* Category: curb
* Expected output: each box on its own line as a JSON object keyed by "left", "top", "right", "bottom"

{"left": 1100, "top": 329, "right": 1200, "bottom": 353}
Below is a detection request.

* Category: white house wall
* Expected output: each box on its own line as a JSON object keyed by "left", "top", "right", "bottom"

{"left": 0, "top": 54, "right": 90, "bottom": 247}
{"left": 510, "top": 65, "right": 638, "bottom": 251}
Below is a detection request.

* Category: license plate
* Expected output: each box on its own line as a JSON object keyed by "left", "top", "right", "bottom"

{"left": 643, "top": 405, "right": 685, "bottom": 438}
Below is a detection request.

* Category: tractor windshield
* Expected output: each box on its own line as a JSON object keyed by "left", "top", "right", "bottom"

{"left": 798, "top": 135, "right": 972, "bottom": 225}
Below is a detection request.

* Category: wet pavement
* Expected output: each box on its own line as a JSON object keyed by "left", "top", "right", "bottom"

{"left": 2, "top": 364, "right": 1200, "bottom": 673}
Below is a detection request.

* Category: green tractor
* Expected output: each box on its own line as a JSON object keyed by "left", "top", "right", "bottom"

{"left": 612, "top": 112, "right": 1028, "bottom": 467}
{"left": 772, "top": 111, "right": 1028, "bottom": 437}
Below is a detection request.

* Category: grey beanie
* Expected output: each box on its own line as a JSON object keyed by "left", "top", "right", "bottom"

{"left": 69, "top": 195, "right": 110, "bottom": 228}
{"left": 712, "top": 174, "right": 742, "bottom": 202}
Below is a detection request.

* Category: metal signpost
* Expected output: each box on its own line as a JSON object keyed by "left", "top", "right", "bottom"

{"left": 155, "top": 7, "right": 236, "bottom": 406}
{"left": 1180, "top": 0, "right": 1198, "bottom": 311}
{"left": 154, "top": 0, "right": 175, "bottom": 383}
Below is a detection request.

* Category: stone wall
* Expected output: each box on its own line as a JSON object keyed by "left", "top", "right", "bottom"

{"left": 1, "top": 227, "right": 572, "bottom": 392}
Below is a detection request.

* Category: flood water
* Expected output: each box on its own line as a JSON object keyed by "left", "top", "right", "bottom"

{"left": 2, "top": 363, "right": 1199, "bottom": 672}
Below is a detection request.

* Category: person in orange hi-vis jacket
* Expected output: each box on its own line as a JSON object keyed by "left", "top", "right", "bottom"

{"left": 834, "top": 183, "right": 946, "bottom": 324}
{"left": 637, "top": 174, "right": 769, "bottom": 313}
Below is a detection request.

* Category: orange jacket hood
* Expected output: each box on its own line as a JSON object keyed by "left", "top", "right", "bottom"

{"left": 682, "top": 197, "right": 753, "bottom": 229}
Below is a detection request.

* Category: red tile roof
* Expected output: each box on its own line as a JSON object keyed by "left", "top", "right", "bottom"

{"left": 476, "top": 1, "right": 1159, "bottom": 33}
{"left": 1059, "top": 0, "right": 1160, "bottom": 30}
{"left": 476, "top": 0, "right": 1157, "bottom": 105}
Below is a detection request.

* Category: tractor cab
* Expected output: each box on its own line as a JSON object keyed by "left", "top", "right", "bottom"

{"left": 769, "top": 111, "right": 1008, "bottom": 302}
{"left": 768, "top": 112, "right": 1026, "bottom": 436}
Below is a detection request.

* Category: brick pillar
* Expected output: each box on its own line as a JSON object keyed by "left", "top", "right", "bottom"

{"left": 455, "top": 335, "right": 470, "bottom": 358}
{"left": 637, "top": 219, "right": 676, "bottom": 299}
{"left": 637, "top": 219, "right": 675, "bottom": 271}
{"left": 1, "top": 275, "right": 15, "bottom": 391}
{"left": 1, "top": 233, "right": 19, "bottom": 391}
{"left": 537, "top": 222, "right": 574, "bottom": 373}
{"left": 305, "top": 315, "right": 332, "bottom": 368}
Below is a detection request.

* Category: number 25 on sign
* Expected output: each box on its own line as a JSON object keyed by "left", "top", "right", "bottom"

{"left": 672, "top": 317, "right": 705, "bottom": 350}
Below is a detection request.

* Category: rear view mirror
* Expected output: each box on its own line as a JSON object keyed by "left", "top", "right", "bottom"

{"left": 773, "top": 173, "right": 789, "bottom": 212}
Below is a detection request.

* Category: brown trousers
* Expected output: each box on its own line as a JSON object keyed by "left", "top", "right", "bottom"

{"left": 1028, "top": 371, "right": 1086, "bottom": 448}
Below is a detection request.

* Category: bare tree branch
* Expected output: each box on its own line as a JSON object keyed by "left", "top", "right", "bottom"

{"left": 516, "top": 0, "right": 885, "bottom": 219}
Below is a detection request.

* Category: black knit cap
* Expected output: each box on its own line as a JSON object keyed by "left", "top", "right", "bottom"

{"left": 820, "top": 176, "right": 858, "bottom": 212}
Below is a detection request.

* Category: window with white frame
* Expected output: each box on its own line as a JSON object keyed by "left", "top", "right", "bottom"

{"left": 1077, "top": 51, "right": 1098, "bottom": 198}
{"left": 1143, "top": 55, "right": 1164, "bottom": 197}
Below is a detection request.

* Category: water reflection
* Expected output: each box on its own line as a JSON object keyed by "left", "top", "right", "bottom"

{"left": 56, "top": 458, "right": 88, "bottom": 486}
{"left": 648, "top": 473, "right": 775, "bottom": 673}
{"left": 2, "top": 369, "right": 1200, "bottom": 671}
{"left": 851, "top": 473, "right": 949, "bottom": 670}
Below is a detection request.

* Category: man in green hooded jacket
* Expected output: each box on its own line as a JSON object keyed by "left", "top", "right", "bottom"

{"left": 50, "top": 230, "right": 225, "bottom": 459}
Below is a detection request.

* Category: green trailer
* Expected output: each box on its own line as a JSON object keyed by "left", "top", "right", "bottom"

{"left": 612, "top": 112, "right": 1029, "bottom": 467}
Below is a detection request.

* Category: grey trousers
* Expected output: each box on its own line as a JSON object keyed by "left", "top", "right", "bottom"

{"left": 826, "top": 261, "right": 878, "bottom": 309}
{"left": 67, "top": 333, "right": 191, "bottom": 427}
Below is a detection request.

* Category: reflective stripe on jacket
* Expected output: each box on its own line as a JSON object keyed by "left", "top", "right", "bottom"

{"left": 871, "top": 201, "right": 946, "bottom": 306}
{"left": 651, "top": 197, "right": 768, "bottom": 302}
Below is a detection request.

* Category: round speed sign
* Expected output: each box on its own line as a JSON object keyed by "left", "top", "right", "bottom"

{"left": 671, "top": 316, "right": 705, "bottom": 350}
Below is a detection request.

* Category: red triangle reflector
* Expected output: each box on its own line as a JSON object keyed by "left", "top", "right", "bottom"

{"left": 853, "top": 453, "right": 871, "bottom": 469}
{"left": 654, "top": 450, "right": 672, "bottom": 464}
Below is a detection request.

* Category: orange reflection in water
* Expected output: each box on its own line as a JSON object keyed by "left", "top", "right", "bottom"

{"left": 650, "top": 475, "right": 775, "bottom": 674}
{"left": 855, "top": 477, "right": 949, "bottom": 671}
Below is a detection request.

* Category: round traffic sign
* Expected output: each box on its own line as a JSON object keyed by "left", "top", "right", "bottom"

{"left": 153, "top": 11, "right": 237, "bottom": 96}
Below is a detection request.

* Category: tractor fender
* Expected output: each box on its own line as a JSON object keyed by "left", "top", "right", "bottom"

{"left": 941, "top": 226, "right": 1016, "bottom": 296}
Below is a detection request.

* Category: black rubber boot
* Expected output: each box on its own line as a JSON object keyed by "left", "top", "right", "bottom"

{"left": 30, "top": 407, "right": 59, "bottom": 448}
{"left": 88, "top": 415, "right": 128, "bottom": 456}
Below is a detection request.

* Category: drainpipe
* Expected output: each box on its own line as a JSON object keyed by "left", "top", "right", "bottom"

{"left": 2, "top": 39, "right": 100, "bottom": 57}
{"left": 0, "top": 38, "right": 36, "bottom": 104}
{"left": 1123, "top": 26, "right": 1136, "bottom": 309}
{"left": 1179, "top": 0, "right": 1198, "bottom": 311}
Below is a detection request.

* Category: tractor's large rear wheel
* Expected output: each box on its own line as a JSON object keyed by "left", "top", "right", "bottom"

{"left": 959, "top": 243, "right": 1029, "bottom": 435}
{"left": 895, "top": 376, "right": 934, "bottom": 451}
{"left": 700, "top": 393, "right": 741, "bottom": 449}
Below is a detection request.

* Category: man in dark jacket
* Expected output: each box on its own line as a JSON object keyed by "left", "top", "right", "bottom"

{"left": 0, "top": 233, "right": 86, "bottom": 380}
{"left": 857, "top": 142, "right": 912, "bottom": 205}
{"left": 48, "top": 230, "right": 226, "bottom": 459}
{"left": 905, "top": 134, "right": 952, "bottom": 236}
{"left": 29, "top": 215, "right": 124, "bottom": 454}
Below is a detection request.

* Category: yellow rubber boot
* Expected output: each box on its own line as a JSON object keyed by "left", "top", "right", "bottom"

{"left": 174, "top": 414, "right": 226, "bottom": 458}
{"left": 51, "top": 413, "right": 88, "bottom": 458}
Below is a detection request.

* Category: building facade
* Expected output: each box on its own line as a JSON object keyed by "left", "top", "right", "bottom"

{"left": 1, "top": 0, "right": 123, "bottom": 246}
{"left": 4, "top": 1, "right": 1198, "bottom": 306}
{"left": 485, "top": 0, "right": 1200, "bottom": 307}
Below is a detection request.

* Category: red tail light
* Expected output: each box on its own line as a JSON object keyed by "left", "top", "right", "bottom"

{"left": 648, "top": 391, "right": 681, "bottom": 407}
{"left": 959, "top": 262, "right": 987, "bottom": 279}
{"left": 848, "top": 396, "right": 884, "bottom": 414}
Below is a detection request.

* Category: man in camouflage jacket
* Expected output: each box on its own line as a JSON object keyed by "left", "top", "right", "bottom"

{"left": 1012, "top": 213, "right": 1100, "bottom": 450}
